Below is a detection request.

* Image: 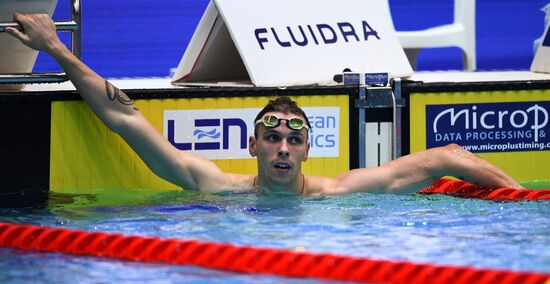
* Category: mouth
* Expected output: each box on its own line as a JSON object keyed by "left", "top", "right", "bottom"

{"left": 273, "top": 162, "right": 292, "bottom": 173}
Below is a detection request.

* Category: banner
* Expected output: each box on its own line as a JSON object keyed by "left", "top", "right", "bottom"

{"left": 427, "top": 102, "right": 550, "bottom": 153}
{"left": 164, "top": 107, "right": 340, "bottom": 159}
{"left": 50, "top": 95, "right": 350, "bottom": 190}
{"left": 410, "top": 89, "right": 550, "bottom": 181}
{"left": 172, "top": 0, "right": 412, "bottom": 87}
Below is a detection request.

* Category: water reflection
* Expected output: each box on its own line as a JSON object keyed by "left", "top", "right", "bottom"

{"left": 0, "top": 188, "right": 548, "bottom": 275}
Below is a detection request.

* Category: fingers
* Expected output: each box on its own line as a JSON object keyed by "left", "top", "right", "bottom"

{"left": 12, "top": 12, "right": 28, "bottom": 31}
{"left": 13, "top": 12, "right": 24, "bottom": 22}
{"left": 5, "top": 13, "right": 30, "bottom": 44}
{"left": 11, "top": 12, "right": 48, "bottom": 31}
{"left": 6, "top": 13, "right": 59, "bottom": 51}
{"left": 5, "top": 27, "right": 28, "bottom": 43}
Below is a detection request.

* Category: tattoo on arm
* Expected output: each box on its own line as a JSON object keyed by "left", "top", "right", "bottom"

{"left": 105, "top": 80, "right": 139, "bottom": 111}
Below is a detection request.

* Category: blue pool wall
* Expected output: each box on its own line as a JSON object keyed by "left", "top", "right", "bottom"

{"left": 32, "top": 0, "right": 550, "bottom": 78}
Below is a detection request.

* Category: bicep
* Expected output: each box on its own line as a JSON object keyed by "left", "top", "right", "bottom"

{"left": 324, "top": 167, "right": 395, "bottom": 195}
{"left": 117, "top": 112, "right": 228, "bottom": 191}
{"left": 326, "top": 155, "right": 437, "bottom": 195}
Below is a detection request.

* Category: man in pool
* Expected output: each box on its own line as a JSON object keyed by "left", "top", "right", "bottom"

{"left": 7, "top": 13, "right": 523, "bottom": 195}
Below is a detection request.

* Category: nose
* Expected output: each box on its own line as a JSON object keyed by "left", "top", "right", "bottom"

{"left": 278, "top": 140, "right": 289, "bottom": 158}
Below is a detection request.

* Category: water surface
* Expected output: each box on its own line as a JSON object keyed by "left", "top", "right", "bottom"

{"left": 0, "top": 188, "right": 548, "bottom": 283}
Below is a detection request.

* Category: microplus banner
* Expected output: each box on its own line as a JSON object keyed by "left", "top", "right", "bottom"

{"left": 426, "top": 102, "right": 550, "bottom": 153}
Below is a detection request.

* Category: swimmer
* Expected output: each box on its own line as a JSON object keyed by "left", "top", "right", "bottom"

{"left": 6, "top": 13, "right": 523, "bottom": 195}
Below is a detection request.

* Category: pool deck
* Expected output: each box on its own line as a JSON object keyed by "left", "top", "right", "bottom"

{"left": 2, "top": 70, "right": 550, "bottom": 93}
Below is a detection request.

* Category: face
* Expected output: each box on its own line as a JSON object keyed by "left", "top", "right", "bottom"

{"left": 249, "top": 112, "right": 310, "bottom": 186}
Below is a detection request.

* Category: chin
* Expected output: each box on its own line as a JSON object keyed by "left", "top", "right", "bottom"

{"left": 270, "top": 172, "right": 296, "bottom": 184}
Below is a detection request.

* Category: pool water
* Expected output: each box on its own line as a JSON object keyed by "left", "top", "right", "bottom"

{"left": 0, "top": 187, "right": 549, "bottom": 283}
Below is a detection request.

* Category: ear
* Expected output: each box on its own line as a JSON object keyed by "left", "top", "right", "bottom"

{"left": 249, "top": 135, "right": 257, "bottom": 157}
{"left": 303, "top": 139, "right": 310, "bottom": 161}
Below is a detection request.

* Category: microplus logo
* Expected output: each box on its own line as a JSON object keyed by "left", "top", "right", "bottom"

{"left": 164, "top": 107, "right": 341, "bottom": 160}
{"left": 426, "top": 102, "right": 550, "bottom": 153}
{"left": 254, "top": 20, "right": 380, "bottom": 50}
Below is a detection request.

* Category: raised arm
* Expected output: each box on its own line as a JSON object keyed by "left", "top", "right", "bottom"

{"left": 324, "top": 143, "right": 523, "bottom": 195}
{"left": 6, "top": 13, "right": 230, "bottom": 191}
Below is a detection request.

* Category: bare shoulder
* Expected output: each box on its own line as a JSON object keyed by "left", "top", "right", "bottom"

{"left": 219, "top": 173, "right": 257, "bottom": 193}
{"left": 303, "top": 174, "right": 337, "bottom": 196}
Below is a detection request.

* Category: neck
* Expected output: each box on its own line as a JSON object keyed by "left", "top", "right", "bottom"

{"left": 254, "top": 173, "right": 305, "bottom": 194}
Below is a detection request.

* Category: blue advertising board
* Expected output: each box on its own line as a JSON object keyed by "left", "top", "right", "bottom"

{"left": 426, "top": 101, "right": 550, "bottom": 153}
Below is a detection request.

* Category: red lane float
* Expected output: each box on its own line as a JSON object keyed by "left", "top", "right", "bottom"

{"left": 1, "top": 222, "right": 549, "bottom": 284}
{"left": 419, "top": 178, "right": 550, "bottom": 201}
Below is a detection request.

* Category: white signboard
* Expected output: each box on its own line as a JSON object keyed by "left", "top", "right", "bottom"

{"left": 163, "top": 107, "right": 340, "bottom": 160}
{"left": 0, "top": 0, "right": 58, "bottom": 74}
{"left": 532, "top": 22, "right": 550, "bottom": 74}
{"left": 172, "top": 0, "right": 412, "bottom": 87}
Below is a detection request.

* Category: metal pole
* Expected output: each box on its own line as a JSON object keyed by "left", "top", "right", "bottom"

{"left": 0, "top": 21, "right": 80, "bottom": 32}
{"left": 358, "top": 86, "right": 366, "bottom": 168}
{"left": 72, "top": 0, "right": 82, "bottom": 59}
{"left": 393, "top": 78, "right": 402, "bottom": 159}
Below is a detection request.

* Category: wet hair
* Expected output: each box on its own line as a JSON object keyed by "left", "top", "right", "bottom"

{"left": 254, "top": 96, "right": 311, "bottom": 137}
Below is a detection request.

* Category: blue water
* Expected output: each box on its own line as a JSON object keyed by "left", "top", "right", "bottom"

{"left": 0, "top": 189, "right": 549, "bottom": 283}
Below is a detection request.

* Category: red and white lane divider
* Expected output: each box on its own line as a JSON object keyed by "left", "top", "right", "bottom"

{"left": 419, "top": 178, "right": 550, "bottom": 201}
{"left": 0, "top": 222, "right": 549, "bottom": 284}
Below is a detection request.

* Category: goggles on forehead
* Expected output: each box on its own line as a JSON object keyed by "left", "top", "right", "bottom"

{"left": 255, "top": 114, "right": 311, "bottom": 132}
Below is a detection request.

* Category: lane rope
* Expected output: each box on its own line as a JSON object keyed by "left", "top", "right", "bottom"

{"left": 1, "top": 222, "right": 549, "bottom": 283}
{"left": 419, "top": 178, "right": 550, "bottom": 201}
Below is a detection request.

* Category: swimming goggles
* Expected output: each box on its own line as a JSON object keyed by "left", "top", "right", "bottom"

{"left": 255, "top": 114, "right": 311, "bottom": 132}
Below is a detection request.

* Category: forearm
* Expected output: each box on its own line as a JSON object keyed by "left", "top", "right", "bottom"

{"left": 47, "top": 45, "right": 190, "bottom": 184}
{"left": 47, "top": 41, "right": 136, "bottom": 131}
{"left": 331, "top": 144, "right": 522, "bottom": 196}
{"left": 429, "top": 144, "right": 523, "bottom": 189}
{"left": 7, "top": 13, "right": 135, "bottom": 129}
{"left": 368, "top": 145, "right": 521, "bottom": 193}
